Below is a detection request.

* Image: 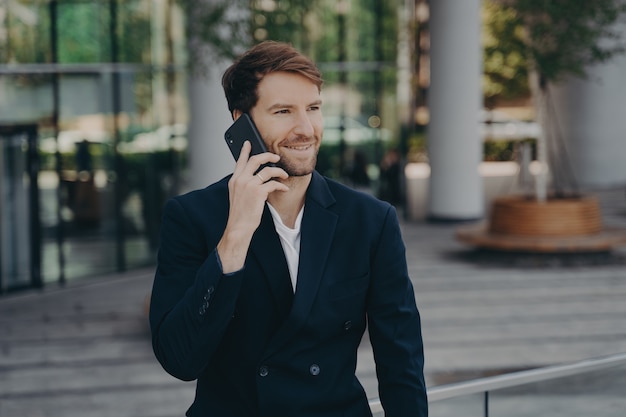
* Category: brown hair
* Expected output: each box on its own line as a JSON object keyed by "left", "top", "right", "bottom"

{"left": 222, "top": 41, "right": 323, "bottom": 116}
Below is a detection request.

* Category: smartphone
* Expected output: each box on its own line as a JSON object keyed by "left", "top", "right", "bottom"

{"left": 224, "top": 113, "right": 273, "bottom": 164}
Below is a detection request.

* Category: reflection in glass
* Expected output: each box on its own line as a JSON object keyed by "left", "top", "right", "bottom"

{"left": 1, "top": 131, "right": 31, "bottom": 289}
{"left": 1, "top": 0, "right": 187, "bottom": 288}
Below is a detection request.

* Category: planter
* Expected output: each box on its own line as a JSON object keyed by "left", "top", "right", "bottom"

{"left": 456, "top": 194, "right": 626, "bottom": 253}
{"left": 488, "top": 195, "right": 602, "bottom": 236}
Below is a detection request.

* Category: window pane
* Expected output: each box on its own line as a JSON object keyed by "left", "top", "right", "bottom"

{"left": 57, "top": 2, "right": 110, "bottom": 63}
{"left": 0, "top": 3, "right": 49, "bottom": 64}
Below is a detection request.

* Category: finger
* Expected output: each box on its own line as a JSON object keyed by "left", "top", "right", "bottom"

{"left": 255, "top": 172, "right": 267, "bottom": 183}
{"left": 245, "top": 152, "right": 281, "bottom": 175}
{"left": 255, "top": 166, "right": 288, "bottom": 183}
{"left": 260, "top": 180, "right": 290, "bottom": 194}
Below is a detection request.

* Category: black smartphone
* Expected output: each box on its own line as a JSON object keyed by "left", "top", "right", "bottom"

{"left": 224, "top": 113, "right": 272, "bottom": 163}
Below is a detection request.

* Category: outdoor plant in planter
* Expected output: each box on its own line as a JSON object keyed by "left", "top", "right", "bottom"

{"left": 485, "top": 0, "right": 626, "bottom": 238}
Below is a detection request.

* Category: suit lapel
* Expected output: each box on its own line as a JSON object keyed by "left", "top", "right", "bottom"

{"left": 250, "top": 206, "right": 294, "bottom": 318}
{"left": 265, "top": 172, "right": 337, "bottom": 354}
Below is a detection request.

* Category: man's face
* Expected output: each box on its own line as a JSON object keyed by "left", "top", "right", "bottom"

{"left": 249, "top": 71, "right": 323, "bottom": 177}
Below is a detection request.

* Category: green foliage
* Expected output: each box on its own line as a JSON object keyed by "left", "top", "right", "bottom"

{"left": 489, "top": 0, "right": 626, "bottom": 197}
{"left": 482, "top": 1, "right": 530, "bottom": 106}
{"left": 345, "top": 0, "right": 399, "bottom": 113}
{"left": 1, "top": 1, "right": 153, "bottom": 65}
{"left": 57, "top": 2, "right": 109, "bottom": 63}
{"left": 483, "top": 139, "right": 519, "bottom": 161}
{"left": 0, "top": 3, "right": 49, "bottom": 64}
{"left": 483, "top": 0, "right": 626, "bottom": 103}
{"left": 116, "top": 1, "right": 152, "bottom": 64}
{"left": 406, "top": 132, "right": 427, "bottom": 163}
{"left": 497, "top": 0, "right": 626, "bottom": 84}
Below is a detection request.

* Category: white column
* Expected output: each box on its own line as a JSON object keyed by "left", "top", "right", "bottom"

{"left": 427, "top": 0, "right": 484, "bottom": 220}
{"left": 184, "top": 0, "right": 245, "bottom": 193}
{"left": 185, "top": 64, "right": 234, "bottom": 192}
{"left": 551, "top": 45, "right": 626, "bottom": 187}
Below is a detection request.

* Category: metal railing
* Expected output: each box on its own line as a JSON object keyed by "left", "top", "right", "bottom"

{"left": 369, "top": 352, "right": 626, "bottom": 416}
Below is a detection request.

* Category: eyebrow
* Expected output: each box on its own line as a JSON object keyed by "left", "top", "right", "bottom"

{"left": 267, "top": 100, "right": 323, "bottom": 111}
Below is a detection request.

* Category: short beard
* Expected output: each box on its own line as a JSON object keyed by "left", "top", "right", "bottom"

{"left": 277, "top": 154, "right": 318, "bottom": 177}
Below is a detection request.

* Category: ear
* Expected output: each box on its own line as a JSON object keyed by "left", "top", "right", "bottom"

{"left": 232, "top": 109, "right": 242, "bottom": 121}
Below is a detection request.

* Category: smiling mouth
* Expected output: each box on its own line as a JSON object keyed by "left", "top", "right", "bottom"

{"left": 285, "top": 144, "right": 312, "bottom": 151}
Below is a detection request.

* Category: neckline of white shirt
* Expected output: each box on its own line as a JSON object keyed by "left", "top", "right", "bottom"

{"left": 267, "top": 203, "right": 304, "bottom": 292}
{"left": 267, "top": 203, "right": 304, "bottom": 234}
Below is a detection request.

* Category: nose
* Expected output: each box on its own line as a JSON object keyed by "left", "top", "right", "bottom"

{"left": 293, "top": 110, "right": 315, "bottom": 138}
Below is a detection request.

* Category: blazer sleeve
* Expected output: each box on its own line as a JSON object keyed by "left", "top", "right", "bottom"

{"left": 149, "top": 197, "right": 244, "bottom": 381}
{"left": 367, "top": 206, "right": 428, "bottom": 417}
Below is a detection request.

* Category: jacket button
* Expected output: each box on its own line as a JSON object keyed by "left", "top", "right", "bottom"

{"left": 309, "top": 364, "right": 320, "bottom": 376}
{"left": 204, "top": 286, "right": 214, "bottom": 300}
{"left": 343, "top": 320, "right": 352, "bottom": 330}
{"left": 198, "top": 305, "right": 206, "bottom": 315}
{"left": 259, "top": 365, "right": 269, "bottom": 377}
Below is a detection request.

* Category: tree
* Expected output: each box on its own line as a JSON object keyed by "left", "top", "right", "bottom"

{"left": 482, "top": 1, "right": 529, "bottom": 109}
{"left": 491, "top": 0, "right": 626, "bottom": 201}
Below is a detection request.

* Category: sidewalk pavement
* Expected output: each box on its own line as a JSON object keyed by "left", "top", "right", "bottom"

{"left": 2, "top": 188, "right": 626, "bottom": 417}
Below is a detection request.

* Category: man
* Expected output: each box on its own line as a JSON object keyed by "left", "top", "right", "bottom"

{"left": 149, "top": 41, "right": 428, "bottom": 417}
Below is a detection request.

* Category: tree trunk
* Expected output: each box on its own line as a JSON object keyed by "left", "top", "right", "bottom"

{"left": 528, "top": 70, "right": 549, "bottom": 203}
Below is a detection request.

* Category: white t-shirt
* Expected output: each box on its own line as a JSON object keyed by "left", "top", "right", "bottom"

{"left": 267, "top": 203, "right": 304, "bottom": 292}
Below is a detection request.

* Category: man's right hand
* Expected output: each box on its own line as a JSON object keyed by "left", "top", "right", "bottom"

{"left": 216, "top": 141, "right": 289, "bottom": 274}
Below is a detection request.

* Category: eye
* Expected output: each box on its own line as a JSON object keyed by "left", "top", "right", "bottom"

{"left": 308, "top": 106, "right": 321, "bottom": 112}
{"left": 274, "top": 109, "right": 290, "bottom": 114}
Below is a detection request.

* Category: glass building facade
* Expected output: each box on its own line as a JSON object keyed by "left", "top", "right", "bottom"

{"left": 0, "top": 0, "right": 188, "bottom": 292}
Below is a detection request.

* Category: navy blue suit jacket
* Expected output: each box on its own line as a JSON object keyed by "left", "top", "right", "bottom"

{"left": 150, "top": 171, "right": 427, "bottom": 417}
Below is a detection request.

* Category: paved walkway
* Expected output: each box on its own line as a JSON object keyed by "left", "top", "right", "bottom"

{"left": 2, "top": 187, "right": 626, "bottom": 416}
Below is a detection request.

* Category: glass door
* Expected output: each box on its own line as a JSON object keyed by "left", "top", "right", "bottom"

{"left": 0, "top": 124, "right": 41, "bottom": 293}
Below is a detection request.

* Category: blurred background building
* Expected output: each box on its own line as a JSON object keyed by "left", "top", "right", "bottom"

{"left": 1, "top": 0, "right": 188, "bottom": 292}
{"left": 1, "top": 0, "right": 625, "bottom": 294}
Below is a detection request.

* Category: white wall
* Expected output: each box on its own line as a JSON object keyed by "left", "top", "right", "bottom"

{"left": 551, "top": 51, "right": 626, "bottom": 187}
